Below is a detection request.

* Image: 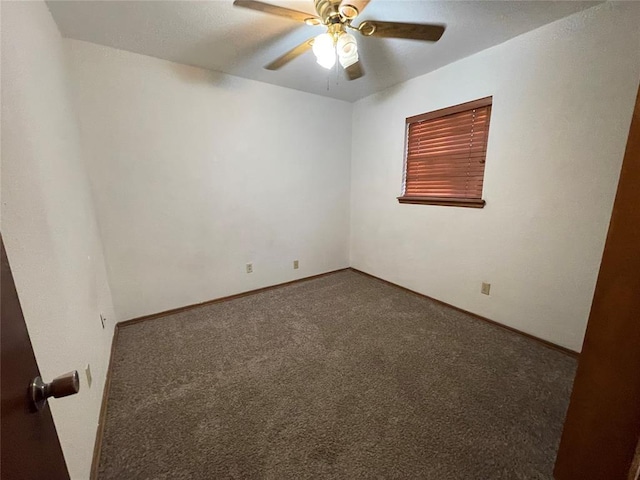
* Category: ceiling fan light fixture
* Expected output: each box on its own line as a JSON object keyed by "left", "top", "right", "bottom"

{"left": 339, "top": 53, "right": 358, "bottom": 69}
{"left": 338, "top": 4, "right": 359, "bottom": 20}
{"left": 233, "top": 0, "right": 447, "bottom": 81}
{"left": 339, "top": 52, "right": 358, "bottom": 68}
{"left": 358, "top": 21, "right": 376, "bottom": 36}
{"left": 304, "top": 17, "right": 322, "bottom": 26}
{"left": 317, "top": 52, "right": 336, "bottom": 69}
{"left": 337, "top": 32, "right": 357, "bottom": 56}
{"left": 337, "top": 32, "right": 358, "bottom": 68}
{"left": 312, "top": 32, "right": 336, "bottom": 69}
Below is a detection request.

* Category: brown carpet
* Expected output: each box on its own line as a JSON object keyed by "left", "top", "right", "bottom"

{"left": 98, "top": 270, "right": 576, "bottom": 479}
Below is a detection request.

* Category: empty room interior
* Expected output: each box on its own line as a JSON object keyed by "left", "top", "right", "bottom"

{"left": 1, "top": 0, "right": 639, "bottom": 479}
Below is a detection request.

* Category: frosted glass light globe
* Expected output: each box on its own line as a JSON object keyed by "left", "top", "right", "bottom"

{"left": 337, "top": 32, "right": 358, "bottom": 68}
{"left": 313, "top": 33, "right": 336, "bottom": 69}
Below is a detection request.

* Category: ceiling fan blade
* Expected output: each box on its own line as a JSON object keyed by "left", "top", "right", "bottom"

{"left": 358, "top": 21, "right": 445, "bottom": 42}
{"left": 265, "top": 38, "right": 314, "bottom": 70}
{"left": 345, "top": 60, "right": 364, "bottom": 81}
{"left": 233, "top": 0, "right": 320, "bottom": 24}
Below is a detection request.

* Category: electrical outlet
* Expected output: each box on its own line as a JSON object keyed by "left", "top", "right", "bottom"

{"left": 293, "top": 260, "right": 299, "bottom": 270}
{"left": 246, "top": 263, "right": 253, "bottom": 274}
{"left": 481, "top": 282, "right": 491, "bottom": 295}
{"left": 100, "top": 314, "right": 106, "bottom": 329}
{"left": 85, "top": 364, "right": 92, "bottom": 388}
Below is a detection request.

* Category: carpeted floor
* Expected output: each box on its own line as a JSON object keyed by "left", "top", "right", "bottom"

{"left": 98, "top": 270, "right": 577, "bottom": 479}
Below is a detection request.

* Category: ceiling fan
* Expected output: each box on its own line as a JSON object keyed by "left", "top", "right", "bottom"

{"left": 233, "top": 0, "right": 445, "bottom": 80}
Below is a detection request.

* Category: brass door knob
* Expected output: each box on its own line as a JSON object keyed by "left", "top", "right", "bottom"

{"left": 29, "top": 371, "right": 80, "bottom": 411}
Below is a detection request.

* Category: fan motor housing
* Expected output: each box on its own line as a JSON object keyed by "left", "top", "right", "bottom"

{"left": 314, "top": 0, "right": 341, "bottom": 24}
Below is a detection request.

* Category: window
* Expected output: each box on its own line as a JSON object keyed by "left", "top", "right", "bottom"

{"left": 398, "top": 96, "right": 492, "bottom": 208}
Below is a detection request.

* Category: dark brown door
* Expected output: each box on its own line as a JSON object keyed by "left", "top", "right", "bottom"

{"left": 1, "top": 235, "right": 70, "bottom": 480}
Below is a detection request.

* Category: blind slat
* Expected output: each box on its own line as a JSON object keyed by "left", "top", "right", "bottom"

{"left": 410, "top": 113, "right": 489, "bottom": 134}
{"left": 407, "top": 152, "right": 487, "bottom": 163}
{"left": 405, "top": 189, "right": 484, "bottom": 196}
{"left": 407, "top": 169, "right": 484, "bottom": 176}
{"left": 408, "top": 142, "right": 488, "bottom": 154}
{"left": 407, "top": 160, "right": 486, "bottom": 170}
{"left": 408, "top": 146, "right": 487, "bottom": 157}
{"left": 409, "top": 115, "right": 489, "bottom": 136}
{"left": 408, "top": 132, "right": 489, "bottom": 150}
{"left": 407, "top": 162, "right": 486, "bottom": 171}
{"left": 406, "top": 187, "right": 484, "bottom": 193}
{"left": 410, "top": 108, "right": 488, "bottom": 129}
{"left": 406, "top": 177, "right": 485, "bottom": 184}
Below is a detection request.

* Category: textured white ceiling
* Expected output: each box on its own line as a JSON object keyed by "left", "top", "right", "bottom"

{"left": 46, "top": 0, "right": 600, "bottom": 102}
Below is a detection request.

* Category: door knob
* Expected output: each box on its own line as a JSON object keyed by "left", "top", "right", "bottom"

{"left": 29, "top": 371, "right": 80, "bottom": 411}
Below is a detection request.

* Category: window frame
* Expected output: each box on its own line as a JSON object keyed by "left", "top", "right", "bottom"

{"left": 398, "top": 96, "right": 493, "bottom": 208}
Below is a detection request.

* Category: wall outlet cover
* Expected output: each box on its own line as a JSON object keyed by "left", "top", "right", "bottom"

{"left": 481, "top": 282, "right": 491, "bottom": 295}
{"left": 246, "top": 263, "right": 253, "bottom": 274}
{"left": 293, "top": 260, "right": 299, "bottom": 269}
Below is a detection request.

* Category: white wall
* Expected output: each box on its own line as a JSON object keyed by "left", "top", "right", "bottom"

{"left": 65, "top": 40, "right": 352, "bottom": 321}
{"left": 1, "top": 2, "right": 117, "bottom": 478}
{"left": 350, "top": 2, "right": 640, "bottom": 352}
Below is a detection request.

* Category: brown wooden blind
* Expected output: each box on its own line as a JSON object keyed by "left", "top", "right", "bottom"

{"left": 400, "top": 97, "right": 492, "bottom": 207}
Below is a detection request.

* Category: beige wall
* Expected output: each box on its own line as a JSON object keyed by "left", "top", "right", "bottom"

{"left": 1, "top": 2, "right": 117, "bottom": 478}
{"left": 349, "top": 2, "right": 640, "bottom": 352}
{"left": 65, "top": 39, "right": 352, "bottom": 321}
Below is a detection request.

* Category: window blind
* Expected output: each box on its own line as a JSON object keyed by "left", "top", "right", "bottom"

{"left": 400, "top": 97, "right": 492, "bottom": 207}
